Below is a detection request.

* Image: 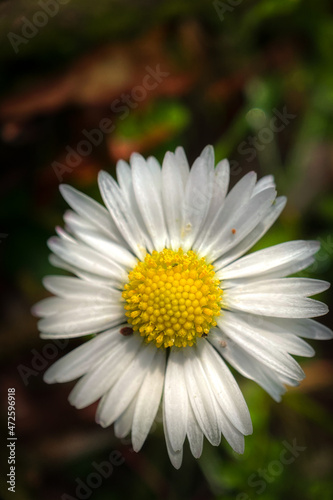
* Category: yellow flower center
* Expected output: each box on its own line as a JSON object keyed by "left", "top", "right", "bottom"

{"left": 122, "top": 248, "right": 223, "bottom": 348}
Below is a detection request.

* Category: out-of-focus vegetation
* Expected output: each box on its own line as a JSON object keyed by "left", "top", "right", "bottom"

{"left": 0, "top": 1, "right": 332, "bottom": 499}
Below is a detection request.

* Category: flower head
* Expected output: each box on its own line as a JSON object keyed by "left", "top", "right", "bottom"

{"left": 33, "top": 145, "right": 332, "bottom": 468}
{"left": 123, "top": 248, "right": 223, "bottom": 348}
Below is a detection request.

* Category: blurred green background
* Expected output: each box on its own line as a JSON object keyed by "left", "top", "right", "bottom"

{"left": 0, "top": 0, "right": 333, "bottom": 499}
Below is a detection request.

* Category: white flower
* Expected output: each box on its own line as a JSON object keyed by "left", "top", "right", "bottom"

{"left": 33, "top": 145, "right": 332, "bottom": 468}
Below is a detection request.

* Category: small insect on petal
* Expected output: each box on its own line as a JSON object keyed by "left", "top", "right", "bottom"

{"left": 120, "top": 327, "right": 134, "bottom": 336}
{"left": 232, "top": 228, "right": 236, "bottom": 234}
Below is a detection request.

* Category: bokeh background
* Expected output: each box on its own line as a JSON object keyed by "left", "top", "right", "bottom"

{"left": 1, "top": 1, "right": 333, "bottom": 499}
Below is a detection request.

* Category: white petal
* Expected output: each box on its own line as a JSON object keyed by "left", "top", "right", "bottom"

{"left": 163, "top": 349, "right": 188, "bottom": 451}
{"left": 117, "top": 161, "right": 155, "bottom": 254}
{"left": 59, "top": 184, "right": 122, "bottom": 242}
{"left": 43, "top": 327, "right": 124, "bottom": 383}
{"left": 114, "top": 396, "right": 137, "bottom": 439}
{"left": 49, "top": 253, "right": 80, "bottom": 275}
{"left": 209, "top": 329, "right": 287, "bottom": 401}
{"left": 55, "top": 225, "right": 76, "bottom": 243}
{"left": 225, "top": 288, "right": 328, "bottom": 318}
{"left": 204, "top": 159, "right": 230, "bottom": 224}
{"left": 219, "top": 240, "right": 320, "bottom": 280}
{"left": 195, "top": 171, "right": 257, "bottom": 254}
{"left": 68, "top": 334, "right": 142, "bottom": 409}
{"left": 247, "top": 256, "right": 316, "bottom": 281}
{"left": 174, "top": 146, "right": 190, "bottom": 187}
{"left": 216, "top": 312, "right": 305, "bottom": 380}
{"left": 221, "top": 256, "right": 316, "bottom": 286}
{"left": 163, "top": 415, "right": 183, "bottom": 469}
{"left": 202, "top": 187, "right": 277, "bottom": 262}
{"left": 131, "top": 153, "right": 167, "bottom": 251}
{"left": 98, "top": 170, "right": 146, "bottom": 259}
{"left": 162, "top": 152, "right": 184, "bottom": 250}
{"left": 214, "top": 196, "right": 287, "bottom": 269}
{"left": 186, "top": 403, "right": 204, "bottom": 459}
{"left": 269, "top": 333, "right": 314, "bottom": 357}
{"left": 184, "top": 346, "right": 220, "bottom": 446}
{"left": 224, "top": 278, "right": 330, "bottom": 296}
{"left": 252, "top": 175, "right": 275, "bottom": 196}
{"left": 48, "top": 253, "right": 118, "bottom": 286}
{"left": 48, "top": 237, "right": 127, "bottom": 282}
{"left": 200, "top": 144, "right": 215, "bottom": 169}
{"left": 116, "top": 159, "right": 131, "bottom": 193}
{"left": 181, "top": 157, "right": 214, "bottom": 250}
{"left": 147, "top": 156, "right": 162, "bottom": 191}
{"left": 32, "top": 297, "right": 70, "bottom": 317}
{"left": 226, "top": 311, "right": 315, "bottom": 357}
{"left": 96, "top": 343, "right": 157, "bottom": 427}
{"left": 68, "top": 228, "right": 137, "bottom": 270}
{"left": 213, "top": 400, "right": 245, "bottom": 454}
{"left": 199, "top": 340, "right": 252, "bottom": 435}
{"left": 38, "top": 305, "right": 124, "bottom": 337}
{"left": 256, "top": 317, "right": 333, "bottom": 340}
{"left": 64, "top": 210, "right": 96, "bottom": 233}
{"left": 132, "top": 349, "right": 166, "bottom": 452}
{"left": 33, "top": 296, "right": 116, "bottom": 318}
{"left": 42, "top": 276, "right": 121, "bottom": 300}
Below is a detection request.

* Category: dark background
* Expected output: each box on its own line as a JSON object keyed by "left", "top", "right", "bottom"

{"left": 0, "top": 1, "right": 333, "bottom": 499}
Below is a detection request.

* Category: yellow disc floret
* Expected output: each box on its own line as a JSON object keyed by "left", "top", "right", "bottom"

{"left": 122, "top": 248, "right": 223, "bottom": 348}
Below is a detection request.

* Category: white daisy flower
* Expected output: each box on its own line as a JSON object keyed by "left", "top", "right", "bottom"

{"left": 33, "top": 145, "right": 332, "bottom": 468}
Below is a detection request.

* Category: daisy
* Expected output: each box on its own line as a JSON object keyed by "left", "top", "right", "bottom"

{"left": 33, "top": 145, "right": 332, "bottom": 468}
